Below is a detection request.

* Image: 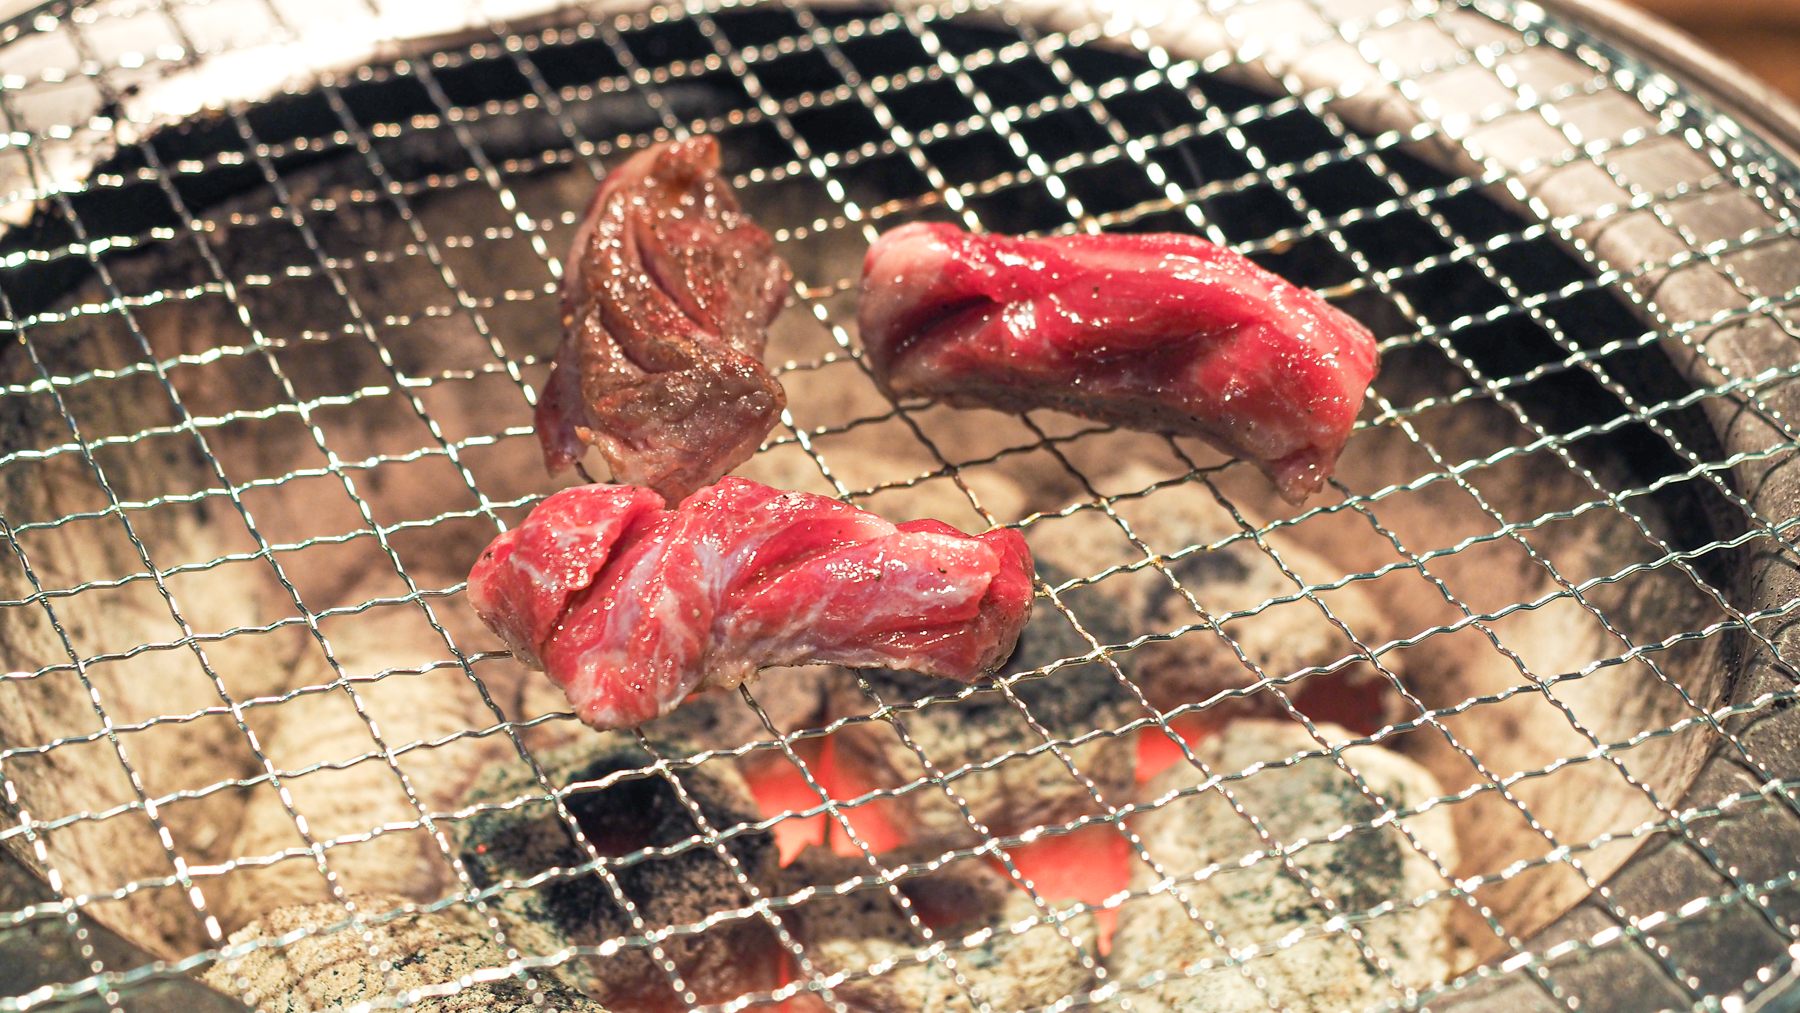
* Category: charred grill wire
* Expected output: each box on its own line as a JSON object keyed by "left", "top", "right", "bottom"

{"left": 0, "top": 0, "right": 1798, "bottom": 1011}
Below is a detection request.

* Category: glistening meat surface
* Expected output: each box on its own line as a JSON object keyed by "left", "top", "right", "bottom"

{"left": 536, "top": 137, "right": 791, "bottom": 501}
{"left": 858, "top": 223, "right": 1380, "bottom": 501}
{"left": 467, "top": 478, "right": 1034, "bottom": 730}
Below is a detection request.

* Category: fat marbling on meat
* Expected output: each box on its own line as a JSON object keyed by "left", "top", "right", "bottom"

{"left": 536, "top": 136, "right": 791, "bottom": 501}
{"left": 467, "top": 478, "right": 1034, "bottom": 730}
{"left": 858, "top": 223, "right": 1379, "bottom": 501}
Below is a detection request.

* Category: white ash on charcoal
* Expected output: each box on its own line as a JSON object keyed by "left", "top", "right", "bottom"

{"left": 449, "top": 734, "right": 782, "bottom": 1011}
{"left": 1039, "top": 463, "right": 1408, "bottom": 727}
{"left": 216, "top": 614, "right": 511, "bottom": 932}
{"left": 777, "top": 846, "right": 1099, "bottom": 1011}
{"left": 0, "top": 260, "right": 335, "bottom": 955}
{"left": 851, "top": 473, "right": 1030, "bottom": 548}
{"left": 828, "top": 563, "right": 1142, "bottom": 843}
{"left": 201, "top": 893, "right": 603, "bottom": 1011}
{"left": 0, "top": 155, "right": 564, "bottom": 956}
{"left": 1109, "top": 720, "right": 1457, "bottom": 1011}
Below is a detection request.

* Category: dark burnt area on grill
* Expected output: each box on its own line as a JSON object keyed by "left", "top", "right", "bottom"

{"left": 453, "top": 736, "right": 780, "bottom": 1010}
{"left": 1168, "top": 543, "right": 1253, "bottom": 586}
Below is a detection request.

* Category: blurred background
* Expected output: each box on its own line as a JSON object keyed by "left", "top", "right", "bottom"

{"left": 0, "top": 0, "right": 1793, "bottom": 100}
{"left": 1625, "top": 0, "right": 1800, "bottom": 101}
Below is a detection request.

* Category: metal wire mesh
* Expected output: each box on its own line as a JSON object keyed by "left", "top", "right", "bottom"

{"left": 0, "top": 0, "right": 1798, "bottom": 1009}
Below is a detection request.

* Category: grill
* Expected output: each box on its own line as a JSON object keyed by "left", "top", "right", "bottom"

{"left": 1, "top": 0, "right": 1799, "bottom": 1009}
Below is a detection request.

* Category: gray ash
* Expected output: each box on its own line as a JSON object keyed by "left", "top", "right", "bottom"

{"left": 776, "top": 846, "right": 1098, "bottom": 1011}
{"left": 201, "top": 893, "right": 606, "bottom": 1011}
{"left": 1110, "top": 720, "right": 1456, "bottom": 1010}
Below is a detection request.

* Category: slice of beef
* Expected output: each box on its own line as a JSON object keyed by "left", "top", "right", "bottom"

{"left": 537, "top": 136, "right": 791, "bottom": 500}
{"left": 466, "top": 477, "right": 1035, "bottom": 730}
{"left": 858, "top": 223, "right": 1379, "bottom": 501}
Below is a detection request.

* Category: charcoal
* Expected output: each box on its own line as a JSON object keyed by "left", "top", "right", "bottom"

{"left": 1038, "top": 462, "right": 1410, "bottom": 729}
{"left": 451, "top": 735, "right": 781, "bottom": 1011}
{"left": 201, "top": 893, "right": 604, "bottom": 1011}
{"left": 1109, "top": 720, "right": 1456, "bottom": 1010}
{"left": 2, "top": 16, "right": 1746, "bottom": 1002}
{"left": 777, "top": 847, "right": 1098, "bottom": 1011}
{"left": 830, "top": 562, "right": 1141, "bottom": 843}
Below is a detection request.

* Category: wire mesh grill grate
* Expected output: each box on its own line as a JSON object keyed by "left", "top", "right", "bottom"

{"left": 0, "top": 0, "right": 1799, "bottom": 1010}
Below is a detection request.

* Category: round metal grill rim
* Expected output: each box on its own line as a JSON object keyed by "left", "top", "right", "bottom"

{"left": 1437, "top": 3, "right": 1800, "bottom": 1007}
{"left": 0, "top": 0, "right": 1797, "bottom": 1009}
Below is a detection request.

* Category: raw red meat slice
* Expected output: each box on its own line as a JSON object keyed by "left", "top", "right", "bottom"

{"left": 467, "top": 478, "right": 1034, "bottom": 730}
{"left": 858, "top": 223, "right": 1379, "bottom": 501}
{"left": 535, "top": 136, "right": 791, "bottom": 501}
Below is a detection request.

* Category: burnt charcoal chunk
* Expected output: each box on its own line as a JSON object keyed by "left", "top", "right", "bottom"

{"left": 452, "top": 736, "right": 781, "bottom": 1011}
{"left": 1037, "top": 463, "right": 1410, "bottom": 732}
{"left": 636, "top": 664, "right": 834, "bottom": 776}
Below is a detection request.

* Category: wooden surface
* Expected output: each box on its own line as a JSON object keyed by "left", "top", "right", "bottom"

{"left": 1624, "top": 0, "right": 1800, "bottom": 103}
